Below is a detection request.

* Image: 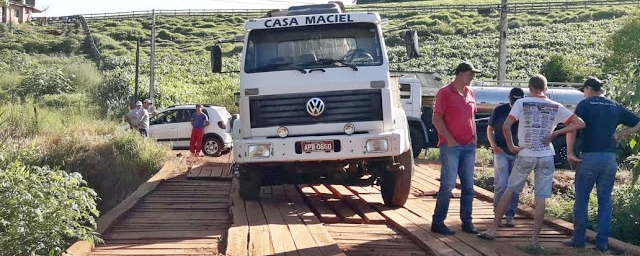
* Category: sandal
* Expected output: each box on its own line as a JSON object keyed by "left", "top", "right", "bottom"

{"left": 477, "top": 232, "right": 495, "bottom": 240}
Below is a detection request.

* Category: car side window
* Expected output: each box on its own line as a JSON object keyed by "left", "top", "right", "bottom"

{"left": 176, "top": 110, "right": 193, "bottom": 123}
{"left": 150, "top": 110, "right": 179, "bottom": 125}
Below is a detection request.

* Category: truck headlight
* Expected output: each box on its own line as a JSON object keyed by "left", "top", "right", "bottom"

{"left": 364, "top": 139, "right": 388, "bottom": 153}
{"left": 247, "top": 144, "right": 271, "bottom": 158}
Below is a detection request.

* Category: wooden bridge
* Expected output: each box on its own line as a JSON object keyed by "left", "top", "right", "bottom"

{"left": 64, "top": 154, "right": 640, "bottom": 256}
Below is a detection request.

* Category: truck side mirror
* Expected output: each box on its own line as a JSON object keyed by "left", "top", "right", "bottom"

{"left": 404, "top": 30, "right": 420, "bottom": 59}
{"left": 211, "top": 45, "right": 222, "bottom": 73}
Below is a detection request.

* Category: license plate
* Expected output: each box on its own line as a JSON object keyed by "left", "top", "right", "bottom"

{"left": 301, "top": 140, "right": 334, "bottom": 153}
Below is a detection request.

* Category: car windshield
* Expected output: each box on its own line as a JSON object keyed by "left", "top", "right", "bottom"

{"left": 244, "top": 23, "right": 383, "bottom": 73}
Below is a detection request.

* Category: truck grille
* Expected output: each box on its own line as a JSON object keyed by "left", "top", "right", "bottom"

{"left": 249, "top": 89, "right": 383, "bottom": 128}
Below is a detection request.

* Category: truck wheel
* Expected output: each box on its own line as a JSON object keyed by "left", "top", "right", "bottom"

{"left": 554, "top": 140, "right": 570, "bottom": 169}
{"left": 381, "top": 150, "right": 414, "bottom": 207}
{"left": 409, "top": 126, "right": 424, "bottom": 158}
{"left": 239, "top": 169, "right": 262, "bottom": 200}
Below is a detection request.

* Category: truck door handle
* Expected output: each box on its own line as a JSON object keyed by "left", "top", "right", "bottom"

{"left": 406, "top": 102, "right": 412, "bottom": 104}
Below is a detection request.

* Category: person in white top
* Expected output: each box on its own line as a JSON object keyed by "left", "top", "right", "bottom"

{"left": 125, "top": 102, "right": 141, "bottom": 130}
{"left": 137, "top": 99, "right": 151, "bottom": 137}
{"left": 478, "top": 74, "right": 585, "bottom": 251}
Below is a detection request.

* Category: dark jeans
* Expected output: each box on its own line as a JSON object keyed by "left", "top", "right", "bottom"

{"left": 138, "top": 128, "right": 148, "bottom": 137}
{"left": 571, "top": 152, "right": 617, "bottom": 248}
{"left": 432, "top": 144, "right": 476, "bottom": 224}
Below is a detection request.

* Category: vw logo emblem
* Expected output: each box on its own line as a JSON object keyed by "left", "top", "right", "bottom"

{"left": 306, "top": 98, "right": 325, "bottom": 117}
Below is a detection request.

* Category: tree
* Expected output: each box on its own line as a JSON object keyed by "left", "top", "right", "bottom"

{"left": 603, "top": 16, "right": 640, "bottom": 73}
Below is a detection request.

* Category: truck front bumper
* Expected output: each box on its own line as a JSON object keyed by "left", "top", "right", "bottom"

{"left": 233, "top": 131, "right": 404, "bottom": 163}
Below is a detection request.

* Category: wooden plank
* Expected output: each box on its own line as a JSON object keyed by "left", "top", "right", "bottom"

{"left": 260, "top": 191, "right": 300, "bottom": 256}
{"left": 89, "top": 248, "right": 217, "bottom": 255}
{"left": 226, "top": 180, "right": 249, "bottom": 256}
{"left": 186, "top": 166, "right": 203, "bottom": 178}
{"left": 103, "top": 230, "right": 226, "bottom": 240}
{"left": 245, "top": 200, "right": 274, "bottom": 256}
{"left": 96, "top": 160, "right": 182, "bottom": 235}
{"left": 325, "top": 185, "right": 386, "bottom": 224}
{"left": 401, "top": 199, "right": 514, "bottom": 256}
{"left": 198, "top": 166, "right": 214, "bottom": 178}
{"left": 271, "top": 186, "right": 324, "bottom": 256}
{"left": 209, "top": 165, "right": 224, "bottom": 178}
{"left": 312, "top": 185, "right": 363, "bottom": 224}
{"left": 282, "top": 185, "right": 346, "bottom": 256}
{"left": 356, "top": 193, "right": 460, "bottom": 256}
{"left": 63, "top": 241, "right": 93, "bottom": 256}
{"left": 96, "top": 242, "right": 217, "bottom": 249}
{"left": 298, "top": 185, "right": 340, "bottom": 223}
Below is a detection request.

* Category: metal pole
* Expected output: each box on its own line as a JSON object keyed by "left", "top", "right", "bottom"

{"left": 497, "top": 0, "right": 508, "bottom": 86}
{"left": 149, "top": 9, "right": 156, "bottom": 103}
{"left": 134, "top": 39, "right": 140, "bottom": 102}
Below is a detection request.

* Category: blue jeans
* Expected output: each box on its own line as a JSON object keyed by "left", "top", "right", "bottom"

{"left": 432, "top": 144, "right": 476, "bottom": 224}
{"left": 571, "top": 152, "right": 617, "bottom": 248}
{"left": 493, "top": 153, "right": 520, "bottom": 218}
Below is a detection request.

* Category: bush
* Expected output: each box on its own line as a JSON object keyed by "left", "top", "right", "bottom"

{"left": 0, "top": 163, "right": 100, "bottom": 256}
{"left": 14, "top": 67, "right": 74, "bottom": 99}
{"left": 539, "top": 54, "right": 600, "bottom": 82}
{"left": 92, "top": 69, "right": 134, "bottom": 119}
{"left": 40, "top": 93, "right": 88, "bottom": 109}
{"left": 610, "top": 185, "right": 640, "bottom": 245}
{"left": 35, "top": 124, "right": 171, "bottom": 212}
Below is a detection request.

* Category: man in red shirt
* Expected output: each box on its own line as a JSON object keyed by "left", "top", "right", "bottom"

{"left": 431, "top": 62, "right": 479, "bottom": 235}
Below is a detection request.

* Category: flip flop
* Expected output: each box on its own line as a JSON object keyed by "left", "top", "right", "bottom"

{"left": 477, "top": 232, "right": 495, "bottom": 240}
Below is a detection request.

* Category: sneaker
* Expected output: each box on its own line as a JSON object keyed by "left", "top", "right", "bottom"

{"left": 505, "top": 217, "right": 515, "bottom": 227}
{"left": 431, "top": 223, "right": 455, "bottom": 235}
{"left": 562, "top": 239, "right": 585, "bottom": 248}
{"left": 462, "top": 222, "right": 478, "bottom": 234}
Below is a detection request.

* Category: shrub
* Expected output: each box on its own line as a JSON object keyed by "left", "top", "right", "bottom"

{"left": 107, "top": 27, "right": 147, "bottom": 41}
{"left": 60, "top": 61, "right": 102, "bottom": 93}
{"left": 610, "top": 185, "right": 640, "bottom": 245}
{"left": 92, "top": 69, "right": 134, "bottom": 119}
{"left": 40, "top": 93, "right": 88, "bottom": 109}
{"left": 35, "top": 124, "right": 171, "bottom": 212}
{"left": 0, "top": 162, "right": 100, "bottom": 256}
{"left": 540, "top": 54, "right": 595, "bottom": 82}
{"left": 14, "top": 67, "right": 74, "bottom": 99}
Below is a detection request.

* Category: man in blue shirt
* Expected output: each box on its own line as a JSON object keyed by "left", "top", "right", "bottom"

{"left": 487, "top": 87, "right": 525, "bottom": 228}
{"left": 563, "top": 77, "right": 640, "bottom": 252}
{"left": 190, "top": 104, "right": 210, "bottom": 157}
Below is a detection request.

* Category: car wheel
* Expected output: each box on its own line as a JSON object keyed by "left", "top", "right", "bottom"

{"left": 203, "top": 136, "right": 223, "bottom": 157}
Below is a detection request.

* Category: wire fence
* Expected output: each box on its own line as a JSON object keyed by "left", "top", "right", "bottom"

{"left": 37, "top": 0, "right": 640, "bottom": 23}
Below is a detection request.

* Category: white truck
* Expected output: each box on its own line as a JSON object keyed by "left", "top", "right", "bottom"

{"left": 397, "top": 73, "right": 585, "bottom": 168}
{"left": 211, "top": 2, "right": 420, "bottom": 206}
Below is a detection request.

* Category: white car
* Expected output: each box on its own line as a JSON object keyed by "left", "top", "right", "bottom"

{"left": 148, "top": 104, "right": 234, "bottom": 156}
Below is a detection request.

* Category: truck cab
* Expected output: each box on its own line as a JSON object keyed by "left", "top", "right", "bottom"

{"left": 211, "top": 2, "right": 420, "bottom": 206}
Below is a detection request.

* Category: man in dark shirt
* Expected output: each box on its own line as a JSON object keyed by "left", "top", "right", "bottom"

{"left": 487, "top": 87, "right": 525, "bottom": 228}
{"left": 563, "top": 77, "right": 640, "bottom": 252}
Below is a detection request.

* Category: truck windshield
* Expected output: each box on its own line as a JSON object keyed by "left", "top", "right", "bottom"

{"left": 244, "top": 23, "right": 383, "bottom": 73}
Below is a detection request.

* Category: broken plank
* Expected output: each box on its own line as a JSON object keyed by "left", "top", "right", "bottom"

{"left": 282, "top": 185, "right": 346, "bottom": 256}
{"left": 326, "top": 185, "right": 386, "bottom": 224}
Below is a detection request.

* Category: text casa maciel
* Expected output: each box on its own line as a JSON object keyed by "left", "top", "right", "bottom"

{"left": 264, "top": 14, "right": 355, "bottom": 28}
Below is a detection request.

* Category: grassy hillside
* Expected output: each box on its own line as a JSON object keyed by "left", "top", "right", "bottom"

{"left": 86, "top": 5, "right": 635, "bottom": 84}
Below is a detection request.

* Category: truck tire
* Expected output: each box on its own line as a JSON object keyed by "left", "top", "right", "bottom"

{"left": 553, "top": 138, "right": 570, "bottom": 169}
{"left": 381, "top": 150, "right": 414, "bottom": 207}
{"left": 239, "top": 168, "right": 262, "bottom": 200}
{"left": 409, "top": 126, "right": 424, "bottom": 158}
